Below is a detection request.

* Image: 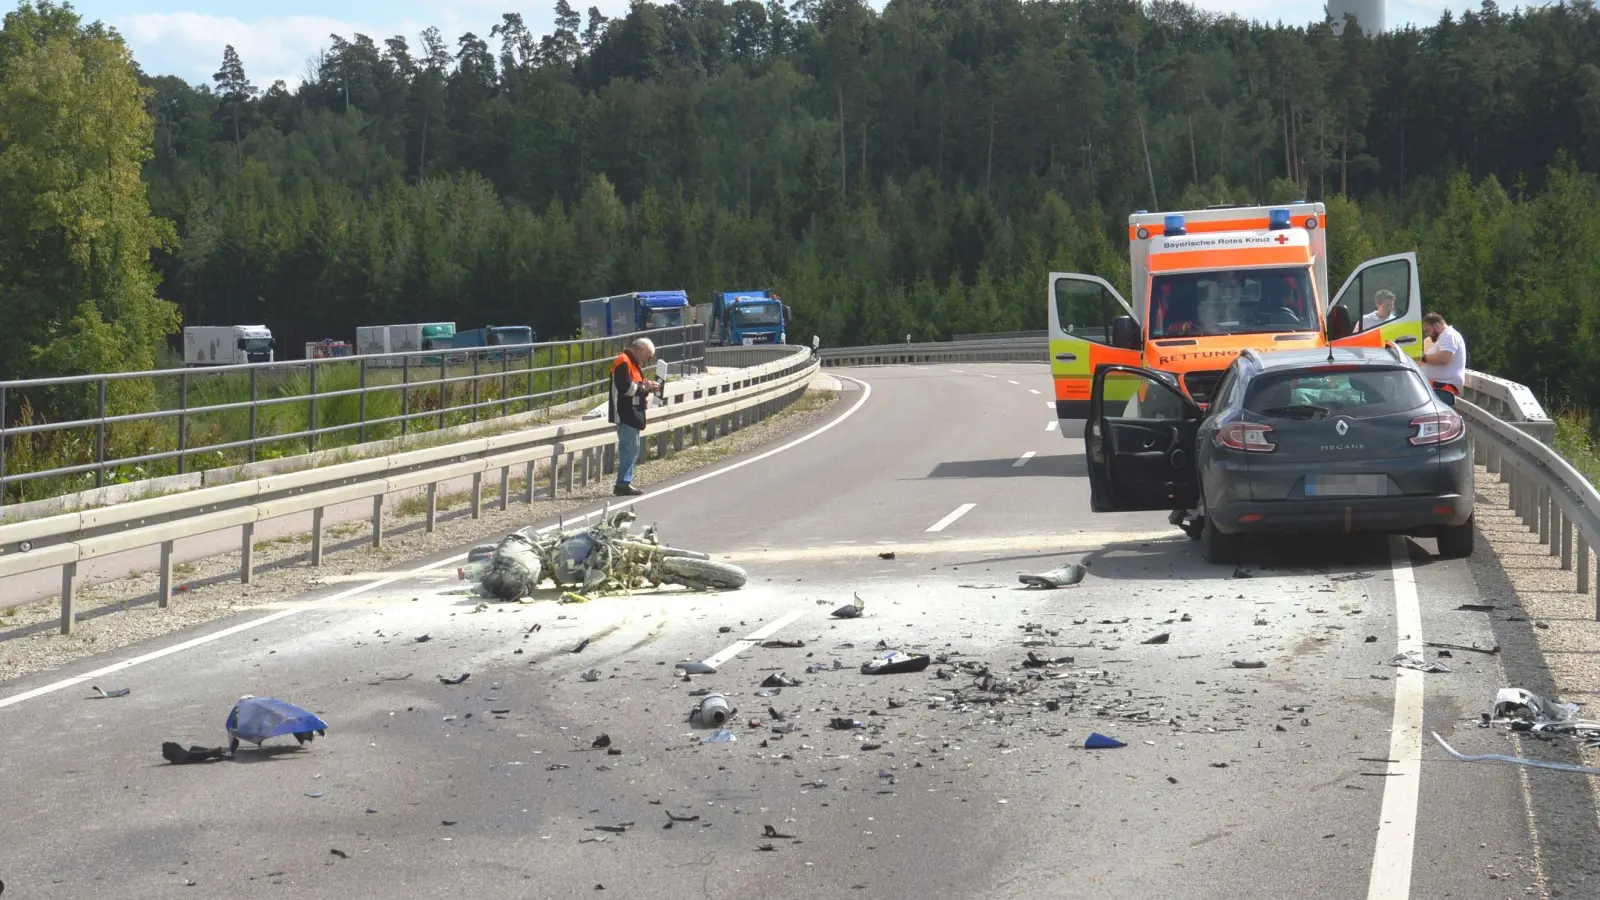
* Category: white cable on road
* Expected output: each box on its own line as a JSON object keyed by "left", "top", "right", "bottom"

{"left": 1365, "top": 535, "right": 1425, "bottom": 900}
{"left": 1013, "top": 451, "right": 1036, "bottom": 468}
{"left": 0, "top": 374, "right": 877, "bottom": 710}
{"left": 926, "top": 503, "right": 976, "bottom": 533}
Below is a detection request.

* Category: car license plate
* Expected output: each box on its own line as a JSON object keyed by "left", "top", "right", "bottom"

{"left": 1304, "top": 474, "right": 1387, "bottom": 497}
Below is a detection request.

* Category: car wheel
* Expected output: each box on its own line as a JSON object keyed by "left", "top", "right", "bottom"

{"left": 1436, "top": 516, "right": 1475, "bottom": 559}
{"left": 1200, "top": 490, "right": 1241, "bottom": 565}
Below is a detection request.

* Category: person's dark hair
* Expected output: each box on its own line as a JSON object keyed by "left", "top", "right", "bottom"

{"left": 1422, "top": 312, "right": 1446, "bottom": 327}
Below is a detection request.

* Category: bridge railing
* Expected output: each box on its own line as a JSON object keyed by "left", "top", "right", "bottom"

{"left": 0, "top": 325, "right": 706, "bottom": 510}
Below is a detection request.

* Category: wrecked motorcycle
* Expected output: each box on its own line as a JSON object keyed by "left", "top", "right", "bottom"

{"left": 465, "top": 509, "right": 747, "bottom": 600}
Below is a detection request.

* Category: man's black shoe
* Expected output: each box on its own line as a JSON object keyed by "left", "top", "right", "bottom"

{"left": 614, "top": 484, "right": 643, "bottom": 497}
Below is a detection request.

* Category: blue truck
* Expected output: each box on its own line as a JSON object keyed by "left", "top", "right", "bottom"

{"left": 448, "top": 325, "right": 536, "bottom": 362}
{"left": 707, "top": 290, "right": 791, "bottom": 346}
{"left": 579, "top": 291, "right": 691, "bottom": 338}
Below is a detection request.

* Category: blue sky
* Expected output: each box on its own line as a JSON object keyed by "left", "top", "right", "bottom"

{"left": 76, "top": 0, "right": 1489, "bottom": 88}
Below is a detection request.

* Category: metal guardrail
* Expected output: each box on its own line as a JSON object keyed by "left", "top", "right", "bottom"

{"left": 1463, "top": 370, "right": 1554, "bottom": 444}
{"left": 0, "top": 326, "right": 705, "bottom": 509}
{"left": 819, "top": 337, "right": 1048, "bottom": 367}
{"left": 1461, "top": 397, "right": 1600, "bottom": 616}
{"left": 0, "top": 345, "right": 817, "bottom": 634}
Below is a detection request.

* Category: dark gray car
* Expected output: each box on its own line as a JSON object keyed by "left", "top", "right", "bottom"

{"left": 1085, "top": 345, "right": 1474, "bottom": 563}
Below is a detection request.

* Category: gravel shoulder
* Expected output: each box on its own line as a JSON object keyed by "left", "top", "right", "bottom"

{"left": 0, "top": 386, "right": 841, "bottom": 686}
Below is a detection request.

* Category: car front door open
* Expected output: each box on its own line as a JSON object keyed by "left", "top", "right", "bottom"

{"left": 1086, "top": 366, "right": 1204, "bottom": 512}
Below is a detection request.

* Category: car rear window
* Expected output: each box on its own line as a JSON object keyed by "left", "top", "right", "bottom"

{"left": 1243, "top": 366, "right": 1432, "bottom": 420}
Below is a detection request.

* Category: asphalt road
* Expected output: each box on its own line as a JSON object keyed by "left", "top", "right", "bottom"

{"left": 0, "top": 362, "right": 1592, "bottom": 900}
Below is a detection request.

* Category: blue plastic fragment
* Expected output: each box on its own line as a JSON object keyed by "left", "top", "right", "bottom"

{"left": 225, "top": 696, "right": 329, "bottom": 748}
{"left": 1084, "top": 732, "right": 1126, "bottom": 750}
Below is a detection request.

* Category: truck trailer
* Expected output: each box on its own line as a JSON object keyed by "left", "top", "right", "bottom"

{"left": 579, "top": 291, "right": 691, "bottom": 339}
{"left": 449, "top": 325, "right": 536, "bottom": 361}
{"left": 355, "top": 323, "right": 455, "bottom": 366}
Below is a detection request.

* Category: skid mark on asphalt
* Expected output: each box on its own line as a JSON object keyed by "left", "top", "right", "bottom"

{"left": 701, "top": 608, "right": 808, "bottom": 669}
{"left": 927, "top": 503, "right": 977, "bottom": 532}
{"left": 0, "top": 375, "right": 876, "bottom": 710}
{"left": 1365, "top": 534, "right": 1424, "bottom": 900}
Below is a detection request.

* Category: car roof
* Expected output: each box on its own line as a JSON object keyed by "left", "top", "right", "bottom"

{"left": 1244, "top": 346, "right": 1411, "bottom": 372}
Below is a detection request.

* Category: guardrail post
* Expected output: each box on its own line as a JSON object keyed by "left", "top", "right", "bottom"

{"left": 60, "top": 561, "right": 76, "bottom": 635}
{"left": 425, "top": 484, "right": 438, "bottom": 533}
{"left": 524, "top": 460, "right": 536, "bottom": 504}
{"left": 241, "top": 522, "right": 255, "bottom": 584}
{"left": 159, "top": 541, "right": 173, "bottom": 607}
{"left": 603, "top": 444, "right": 615, "bottom": 476}
{"left": 471, "top": 472, "right": 483, "bottom": 519}
{"left": 547, "top": 450, "right": 559, "bottom": 499}
{"left": 438, "top": 356, "right": 447, "bottom": 431}
{"left": 242, "top": 368, "right": 251, "bottom": 464}
{"left": 471, "top": 353, "right": 481, "bottom": 424}
{"left": 577, "top": 450, "right": 589, "bottom": 487}
{"left": 312, "top": 508, "right": 325, "bottom": 565}
{"left": 673, "top": 426, "right": 684, "bottom": 453}
{"left": 401, "top": 356, "right": 410, "bottom": 436}
{"left": 95, "top": 379, "right": 106, "bottom": 488}
{"left": 1561, "top": 515, "right": 1573, "bottom": 570}
{"left": 1549, "top": 500, "right": 1560, "bottom": 557}
{"left": 499, "top": 466, "right": 510, "bottom": 511}
{"left": 1581, "top": 535, "right": 1592, "bottom": 597}
{"left": 308, "top": 362, "right": 319, "bottom": 454}
{"left": 501, "top": 352, "right": 510, "bottom": 419}
{"left": 0, "top": 385, "right": 8, "bottom": 509}
{"left": 562, "top": 453, "right": 573, "bottom": 493}
{"left": 1539, "top": 488, "right": 1551, "bottom": 545}
{"left": 371, "top": 496, "right": 384, "bottom": 548}
{"left": 359, "top": 359, "right": 368, "bottom": 443}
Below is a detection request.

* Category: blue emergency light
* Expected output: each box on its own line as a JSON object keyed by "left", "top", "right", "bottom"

{"left": 1163, "top": 215, "right": 1186, "bottom": 236}
{"left": 1268, "top": 208, "right": 1292, "bottom": 230}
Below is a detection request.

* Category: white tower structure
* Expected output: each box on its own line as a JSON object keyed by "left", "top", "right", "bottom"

{"left": 1328, "top": 0, "right": 1385, "bottom": 35}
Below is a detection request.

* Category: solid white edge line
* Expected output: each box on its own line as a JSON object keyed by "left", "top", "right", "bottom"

{"left": 1046, "top": 421, "right": 1058, "bottom": 432}
{"left": 1013, "top": 451, "right": 1036, "bottom": 468}
{"left": 926, "top": 503, "right": 977, "bottom": 533}
{"left": 701, "top": 608, "right": 808, "bottom": 669}
{"left": 0, "top": 375, "right": 877, "bottom": 710}
{"left": 1365, "top": 534, "right": 1424, "bottom": 900}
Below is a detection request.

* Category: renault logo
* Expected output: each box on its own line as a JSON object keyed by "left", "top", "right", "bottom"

{"left": 1335, "top": 420, "right": 1350, "bottom": 436}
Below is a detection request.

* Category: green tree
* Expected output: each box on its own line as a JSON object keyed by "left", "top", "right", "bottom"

{"left": 212, "top": 44, "right": 257, "bottom": 170}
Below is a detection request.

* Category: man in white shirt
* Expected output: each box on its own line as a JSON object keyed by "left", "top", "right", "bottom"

{"left": 1361, "top": 289, "right": 1395, "bottom": 331}
{"left": 1419, "top": 312, "right": 1466, "bottom": 406}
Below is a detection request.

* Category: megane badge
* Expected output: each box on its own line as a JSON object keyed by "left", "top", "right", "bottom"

{"left": 1335, "top": 420, "right": 1349, "bottom": 436}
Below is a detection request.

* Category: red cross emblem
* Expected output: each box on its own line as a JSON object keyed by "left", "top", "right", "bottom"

{"left": 1275, "top": 234, "right": 1289, "bottom": 244}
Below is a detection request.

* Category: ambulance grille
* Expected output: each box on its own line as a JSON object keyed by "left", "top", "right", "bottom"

{"left": 1183, "top": 370, "right": 1226, "bottom": 405}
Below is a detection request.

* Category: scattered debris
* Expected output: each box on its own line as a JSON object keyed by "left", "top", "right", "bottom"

{"left": 581, "top": 670, "right": 601, "bottom": 682}
{"left": 761, "top": 673, "right": 801, "bottom": 688}
{"left": 1142, "top": 632, "right": 1170, "bottom": 645}
{"left": 572, "top": 638, "right": 591, "bottom": 654}
{"left": 676, "top": 661, "right": 717, "bottom": 675}
{"left": 1018, "top": 563, "right": 1086, "bottom": 589}
{"left": 762, "top": 825, "right": 794, "bottom": 839}
{"left": 1231, "top": 568, "right": 1253, "bottom": 579}
{"left": 1426, "top": 641, "right": 1499, "bottom": 655}
{"left": 830, "top": 718, "right": 864, "bottom": 730}
{"left": 225, "top": 696, "right": 327, "bottom": 754}
{"left": 701, "top": 729, "right": 736, "bottom": 743}
{"left": 1084, "top": 732, "right": 1125, "bottom": 749}
{"left": 1456, "top": 603, "right": 1497, "bottom": 612}
{"left": 592, "top": 733, "right": 612, "bottom": 749}
{"left": 1389, "top": 651, "right": 1450, "bottom": 674}
{"left": 330, "top": 849, "right": 348, "bottom": 859}
{"left": 1432, "top": 731, "right": 1600, "bottom": 775}
{"left": 832, "top": 593, "right": 866, "bottom": 618}
{"left": 861, "top": 652, "right": 931, "bottom": 675}
{"left": 761, "top": 640, "right": 805, "bottom": 649}
{"left": 161, "top": 742, "right": 229, "bottom": 765}
{"left": 1492, "top": 688, "right": 1579, "bottom": 725}
{"left": 1231, "top": 660, "right": 1266, "bottom": 669}
{"left": 697, "top": 694, "right": 731, "bottom": 726}
{"left": 879, "top": 551, "right": 896, "bottom": 560}
{"left": 90, "top": 686, "right": 130, "bottom": 698}
{"left": 1365, "top": 636, "right": 1378, "bottom": 643}
{"left": 719, "top": 626, "right": 734, "bottom": 633}
{"left": 438, "top": 673, "right": 470, "bottom": 685}
{"left": 1330, "top": 572, "right": 1373, "bottom": 582}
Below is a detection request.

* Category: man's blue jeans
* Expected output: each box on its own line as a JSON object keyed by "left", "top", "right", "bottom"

{"left": 616, "top": 424, "right": 641, "bottom": 486}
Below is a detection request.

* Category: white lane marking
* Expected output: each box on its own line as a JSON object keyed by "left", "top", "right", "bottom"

{"left": 1046, "top": 421, "right": 1058, "bottom": 432}
{"left": 983, "top": 374, "right": 996, "bottom": 379}
{"left": 702, "top": 608, "right": 808, "bottom": 669}
{"left": 1013, "top": 451, "right": 1036, "bottom": 468}
{"left": 1045, "top": 401, "right": 1056, "bottom": 409}
{"left": 926, "top": 503, "right": 976, "bottom": 533}
{"left": 1365, "top": 535, "right": 1424, "bottom": 900}
{"left": 951, "top": 369, "right": 965, "bottom": 374}
{"left": 1007, "top": 380, "right": 1020, "bottom": 385}
{"left": 0, "top": 376, "right": 877, "bottom": 709}
{"left": 1028, "top": 389, "right": 1041, "bottom": 395}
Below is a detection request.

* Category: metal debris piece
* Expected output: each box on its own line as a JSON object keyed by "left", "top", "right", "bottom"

{"left": 90, "top": 686, "right": 130, "bottom": 698}
{"left": 438, "top": 673, "right": 470, "bottom": 685}
{"left": 592, "top": 733, "right": 612, "bottom": 749}
{"left": 1432, "top": 731, "right": 1600, "bottom": 775}
{"left": 1142, "top": 632, "right": 1170, "bottom": 645}
{"left": 861, "top": 652, "right": 930, "bottom": 675}
{"left": 1389, "top": 651, "right": 1450, "bottom": 674}
{"left": 761, "top": 639, "right": 805, "bottom": 649}
{"left": 832, "top": 593, "right": 866, "bottom": 618}
{"left": 879, "top": 552, "right": 896, "bottom": 560}
{"left": 830, "top": 718, "right": 863, "bottom": 730}
{"left": 1426, "top": 641, "right": 1499, "bottom": 655}
{"left": 762, "top": 673, "right": 801, "bottom": 688}
{"left": 571, "top": 638, "right": 591, "bottom": 654}
{"left": 1018, "top": 564, "right": 1086, "bottom": 589}
{"left": 1231, "top": 660, "right": 1266, "bottom": 669}
{"left": 581, "top": 669, "right": 601, "bottom": 682}
{"left": 676, "top": 660, "right": 717, "bottom": 674}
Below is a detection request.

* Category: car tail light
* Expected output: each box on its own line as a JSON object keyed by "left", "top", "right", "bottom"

{"left": 1410, "top": 410, "right": 1464, "bottom": 445}
{"left": 1216, "top": 423, "right": 1276, "bottom": 452}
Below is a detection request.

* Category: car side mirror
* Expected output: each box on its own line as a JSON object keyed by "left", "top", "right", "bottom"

{"left": 1111, "top": 316, "right": 1141, "bottom": 350}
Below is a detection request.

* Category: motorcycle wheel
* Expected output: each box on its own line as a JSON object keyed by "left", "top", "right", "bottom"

{"left": 658, "top": 556, "right": 747, "bottom": 590}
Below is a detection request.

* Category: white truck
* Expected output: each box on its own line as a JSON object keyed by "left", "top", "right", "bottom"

{"left": 355, "top": 323, "right": 455, "bottom": 366}
{"left": 183, "top": 325, "right": 275, "bottom": 367}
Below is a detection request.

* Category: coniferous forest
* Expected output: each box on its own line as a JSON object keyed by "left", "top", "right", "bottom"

{"left": 6, "top": 0, "right": 1600, "bottom": 413}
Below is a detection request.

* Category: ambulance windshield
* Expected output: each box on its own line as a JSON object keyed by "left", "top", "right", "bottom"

{"left": 1149, "top": 266, "right": 1317, "bottom": 338}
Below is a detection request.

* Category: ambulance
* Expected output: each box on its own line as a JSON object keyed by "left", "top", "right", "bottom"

{"left": 1047, "top": 202, "right": 1425, "bottom": 426}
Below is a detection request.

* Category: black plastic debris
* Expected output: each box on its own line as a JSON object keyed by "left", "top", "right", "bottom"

{"left": 414, "top": 635, "right": 431, "bottom": 643}
{"left": 1142, "top": 632, "right": 1170, "bottom": 645}
{"left": 592, "top": 733, "right": 612, "bottom": 749}
{"left": 90, "top": 686, "right": 130, "bottom": 698}
{"left": 161, "top": 742, "right": 229, "bottom": 765}
{"left": 1231, "top": 660, "right": 1266, "bottom": 669}
{"left": 762, "top": 825, "right": 794, "bottom": 839}
{"left": 879, "top": 552, "right": 896, "bottom": 560}
{"left": 330, "top": 849, "right": 349, "bottom": 859}
{"left": 719, "top": 626, "right": 734, "bottom": 633}
{"left": 572, "top": 638, "right": 591, "bottom": 654}
{"left": 1018, "top": 564, "right": 1086, "bottom": 589}
{"left": 829, "top": 718, "right": 863, "bottom": 730}
{"left": 1365, "top": 635, "right": 1378, "bottom": 643}
{"left": 768, "top": 706, "right": 786, "bottom": 721}
{"left": 762, "top": 673, "right": 801, "bottom": 688}
{"left": 762, "top": 640, "right": 805, "bottom": 649}
{"left": 861, "top": 652, "right": 930, "bottom": 675}
{"left": 832, "top": 593, "right": 866, "bottom": 618}
{"left": 1457, "top": 603, "right": 1497, "bottom": 612}
{"left": 438, "top": 673, "right": 470, "bottom": 685}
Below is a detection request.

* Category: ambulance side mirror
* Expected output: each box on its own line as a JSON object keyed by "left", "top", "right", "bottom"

{"left": 1111, "top": 316, "right": 1141, "bottom": 350}
{"left": 1326, "top": 306, "right": 1355, "bottom": 341}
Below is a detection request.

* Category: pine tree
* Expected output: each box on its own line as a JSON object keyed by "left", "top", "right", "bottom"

{"left": 212, "top": 44, "right": 257, "bottom": 170}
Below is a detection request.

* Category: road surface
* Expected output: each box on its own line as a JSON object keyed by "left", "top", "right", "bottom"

{"left": 0, "top": 363, "right": 1594, "bottom": 899}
